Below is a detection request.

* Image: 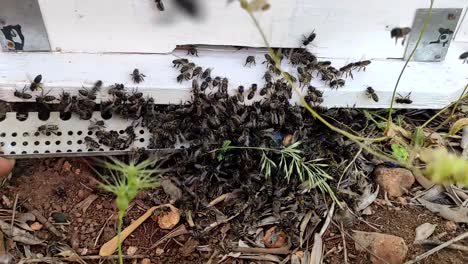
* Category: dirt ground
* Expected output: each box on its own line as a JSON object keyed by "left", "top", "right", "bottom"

{"left": 1, "top": 158, "right": 467, "bottom": 263}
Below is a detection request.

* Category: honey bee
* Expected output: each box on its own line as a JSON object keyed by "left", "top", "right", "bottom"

{"left": 88, "top": 119, "right": 106, "bottom": 130}
{"left": 283, "top": 72, "right": 297, "bottom": 83}
{"left": 317, "top": 61, "right": 331, "bottom": 67}
{"left": 37, "top": 124, "right": 59, "bottom": 135}
{"left": 354, "top": 60, "right": 371, "bottom": 72}
{"left": 29, "top": 74, "right": 43, "bottom": 91}
{"left": 200, "top": 81, "right": 209, "bottom": 91}
{"left": 192, "top": 66, "right": 203, "bottom": 78}
{"left": 245, "top": 56, "right": 256, "bottom": 67}
{"left": 177, "top": 72, "right": 191, "bottom": 83}
{"left": 365, "top": 87, "right": 379, "bottom": 102}
{"left": 339, "top": 63, "right": 355, "bottom": 79}
{"left": 155, "top": 0, "right": 164, "bottom": 11}
{"left": 172, "top": 58, "right": 188, "bottom": 68}
{"left": 247, "top": 84, "right": 257, "bottom": 100}
{"left": 35, "top": 90, "right": 57, "bottom": 104}
{"left": 237, "top": 85, "right": 245, "bottom": 102}
{"left": 212, "top": 76, "right": 221, "bottom": 88}
{"left": 187, "top": 45, "right": 198, "bottom": 56}
{"left": 268, "top": 65, "right": 281, "bottom": 76}
{"left": 201, "top": 68, "right": 212, "bottom": 79}
{"left": 263, "top": 72, "right": 272, "bottom": 83}
{"left": 329, "top": 79, "right": 345, "bottom": 89}
{"left": 131, "top": 68, "right": 146, "bottom": 83}
{"left": 84, "top": 136, "right": 100, "bottom": 150}
{"left": 459, "top": 51, "right": 468, "bottom": 63}
{"left": 302, "top": 30, "right": 316, "bottom": 46}
{"left": 395, "top": 92, "right": 412, "bottom": 104}
{"left": 221, "top": 78, "right": 229, "bottom": 93}
{"left": 263, "top": 54, "right": 275, "bottom": 66}
{"left": 391, "top": 27, "right": 411, "bottom": 45}
{"left": 14, "top": 87, "right": 33, "bottom": 99}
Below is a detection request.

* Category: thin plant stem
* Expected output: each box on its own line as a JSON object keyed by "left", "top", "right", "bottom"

{"left": 428, "top": 84, "right": 468, "bottom": 131}
{"left": 244, "top": 7, "right": 388, "bottom": 143}
{"left": 386, "top": 0, "right": 434, "bottom": 132}
{"left": 117, "top": 211, "right": 124, "bottom": 264}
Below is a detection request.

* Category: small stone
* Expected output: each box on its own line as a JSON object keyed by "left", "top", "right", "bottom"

{"left": 62, "top": 161, "right": 72, "bottom": 173}
{"left": 77, "top": 190, "right": 85, "bottom": 199}
{"left": 76, "top": 218, "right": 83, "bottom": 223}
{"left": 155, "top": 204, "right": 180, "bottom": 230}
{"left": 445, "top": 221, "right": 457, "bottom": 231}
{"left": 70, "top": 232, "right": 80, "bottom": 250}
{"left": 374, "top": 166, "right": 415, "bottom": 198}
{"left": 127, "top": 246, "right": 138, "bottom": 256}
{"left": 61, "top": 205, "right": 67, "bottom": 211}
{"left": 263, "top": 226, "right": 288, "bottom": 248}
{"left": 74, "top": 212, "right": 82, "bottom": 218}
{"left": 353, "top": 231, "right": 408, "bottom": 264}
{"left": 141, "top": 259, "right": 151, "bottom": 264}
{"left": 396, "top": 197, "right": 407, "bottom": 206}
{"left": 282, "top": 134, "right": 293, "bottom": 146}
{"left": 1, "top": 195, "right": 12, "bottom": 208}
{"left": 96, "top": 204, "right": 103, "bottom": 210}
{"left": 155, "top": 248, "right": 164, "bottom": 256}
{"left": 52, "top": 204, "right": 62, "bottom": 212}
{"left": 74, "top": 168, "right": 81, "bottom": 175}
{"left": 30, "top": 222, "right": 43, "bottom": 231}
{"left": 295, "top": 250, "right": 304, "bottom": 258}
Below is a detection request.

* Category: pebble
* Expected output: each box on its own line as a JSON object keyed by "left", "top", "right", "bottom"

{"left": 76, "top": 218, "right": 83, "bottom": 223}
{"left": 353, "top": 231, "right": 408, "bottom": 264}
{"left": 96, "top": 204, "right": 103, "bottom": 210}
{"left": 77, "top": 190, "right": 85, "bottom": 199}
{"left": 374, "top": 166, "right": 415, "bottom": 198}
{"left": 52, "top": 204, "right": 62, "bottom": 212}
{"left": 445, "top": 221, "right": 457, "bottom": 231}
{"left": 30, "top": 222, "right": 43, "bottom": 231}
{"left": 74, "top": 168, "right": 81, "bottom": 175}
{"left": 141, "top": 259, "right": 151, "bottom": 264}
{"left": 74, "top": 212, "right": 82, "bottom": 218}
{"left": 155, "top": 248, "right": 164, "bottom": 256}
{"left": 61, "top": 205, "right": 67, "bottom": 211}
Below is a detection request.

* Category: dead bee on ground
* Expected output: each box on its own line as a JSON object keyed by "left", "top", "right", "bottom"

{"left": 245, "top": 56, "right": 256, "bottom": 67}
{"left": 459, "top": 51, "right": 468, "bottom": 63}
{"left": 247, "top": 84, "right": 257, "bottom": 100}
{"left": 14, "top": 87, "right": 33, "bottom": 99}
{"left": 155, "top": 0, "right": 164, "bottom": 11}
{"left": 329, "top": 79, "right": 345, "bottom": 89}
{"left": 37, "top": 124, "right": 59, "bottom": 135}
{"left": 391, "top": 27, "right": 411, "bottom": 45}
{"left": 201, "top": 68, "right": 212, "bottom": 79}
{"left": 353, "top": 60, "right": 371, "bottom": 71}
{"left": 131, "top": 68, "right": 146, "bottom": 83}
{"left": 187, "top": 45, "right": 198, "bottom": 56}
{"left": 395, "top": 92, "right": 413, "bottom": 104}
{"left": 88, "top": 119, "right": 106, "bottom": 130}
{"left": 365, "top": 87, "right": 379, "bottom": 102}
{"left": 302, "top": 30, "right": 316, "bottom": 46}
{"left": 192, "top": 66, "right": 203, "bottom": 78}
{"left": 84, "top": 136, "right": 100, "bottom": 149}
{"left": 172, "top": 58, "right": 188, "bottom": 68}
{"left": 177, "top": 72, "right": 191, "bottom": 83}
{"left": 29, "top": 74, "right": 43, "bottom": 91}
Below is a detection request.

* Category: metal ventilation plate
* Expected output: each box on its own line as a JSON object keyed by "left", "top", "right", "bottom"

{"left": 0, "top": 111, "right": 151, "bottom": 158}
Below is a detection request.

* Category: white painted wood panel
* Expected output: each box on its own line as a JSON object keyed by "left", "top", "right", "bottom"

{"left": 35, "top": 0, "right": 467, "bottom": 58}
{"left": 0, "top": 48, "right": 466, "bottom": 109}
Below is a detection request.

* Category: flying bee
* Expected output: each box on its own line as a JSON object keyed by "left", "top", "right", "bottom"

{"left": 29, "top": 74, "right": 43, "bottom": 91}
{"left": 245, "top": 56, "right": 256, "bottom": 67}
{"left": 459, "top": 51, "right": 468, "bottom": 63}
{"left": 365, "top": 87, "right": 379, "bottom": 102}
{"left": 131, "top": 68, "right": 146, "bottom": 83}
{"left": 92, "top": 80, "right": 103, "bottom": 93}
{"left": 37, "top": 124, "right": 59, "bottom": 135}
{"left": 302, "top": 30, "right": 316, "bottom": 46}
{"left": 201, "top": 68, "right": 212, "bottom": 79}
{"left": 391, "top": 27, "right": 411, "bottom": 45}
{"left": 247, "top": 84, "right": 257, "bottom": 100}
{"left": 263, "top": 54, "right": 275, "bottom": 66}
{"left": 155, "top": 0, "right": 164, "bottom": 11}
{"left": 172, "top": 58, "right": 188, "bottom": 68}
{"left": 212, "top": 76, "right": 221, "bottom": 87}
{"left": 88, "top": 119, "right": 106, "bottom": 130}
{"left": 187, "top": 45, "right": 198, "bottom": 56}
{"left": 354, "top": 60, "right": 371, "bottom": 71}
{"left": 14, "top": 87, "right": 33, "bottom": 99}
{"left": 177, "top": 72, "right": 191, "bottom": 83}
{"left": 395, "top": 92, "right": 413, "bottom": 104}
{"left": 329, "top": 79, "right": 345, "bottom": 89}
{"left": 192, "top": 66, "right": 203, "bottom": 78}
{"left": 84, "top": 136, "right": 100, "bottom": 150}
